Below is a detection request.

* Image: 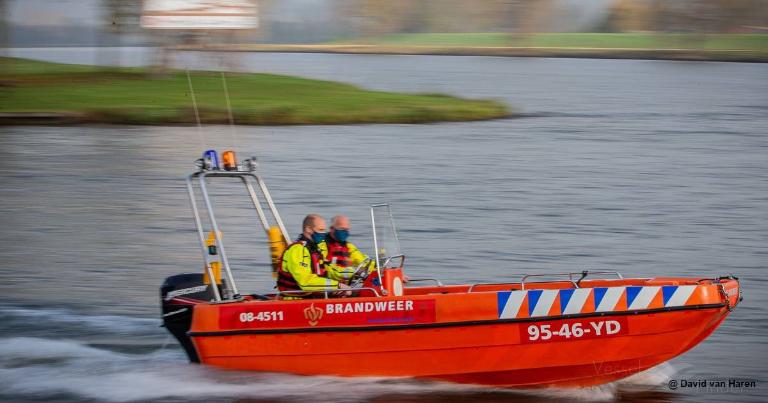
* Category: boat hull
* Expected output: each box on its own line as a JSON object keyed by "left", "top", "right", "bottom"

{"left": 182, "top": 276, "right": 740, "bottom": 388}
{"left": 192, "top": 306, "right": 729, "bottom": 387}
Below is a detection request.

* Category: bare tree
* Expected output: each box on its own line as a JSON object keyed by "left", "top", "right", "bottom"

{"left": 100, "top": 0, "right": 142, "bottom": 67}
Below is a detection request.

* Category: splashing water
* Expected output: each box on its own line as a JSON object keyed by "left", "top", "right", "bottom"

{"left": 0, "top": 305, "right": 679, "bottom": 402}
{"left": 0, "top": 336, "right": 485, "bottom": 403}
{"left": 0, "top": 305, "right": 161, "bottom": 335}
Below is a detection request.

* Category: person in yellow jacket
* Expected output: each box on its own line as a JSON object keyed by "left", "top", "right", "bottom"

{"left": 277, "top": 214, "right": 351, "bottom": 296}
{"left": 319, "top": 215, "right": 375, "bottom": 284}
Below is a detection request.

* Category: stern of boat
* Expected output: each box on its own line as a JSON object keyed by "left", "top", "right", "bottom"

{"left": 160, "top": 273, "right": 219, "bottom": 363}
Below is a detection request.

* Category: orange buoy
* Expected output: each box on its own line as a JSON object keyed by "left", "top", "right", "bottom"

{"left": 267, "top": 226, "right": 287, "bottom": 278}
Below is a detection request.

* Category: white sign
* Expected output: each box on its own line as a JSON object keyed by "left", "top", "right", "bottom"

{"left": 141, "top": 0, "right": 258, "bottom": 30}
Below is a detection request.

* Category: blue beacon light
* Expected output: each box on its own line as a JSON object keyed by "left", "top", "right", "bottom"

{"left": 203, "top": 150, "right": 220, "bottom": 170}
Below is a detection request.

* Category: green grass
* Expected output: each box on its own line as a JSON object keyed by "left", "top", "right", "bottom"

{"left": 0, "top": 57, "right": 510, "bottom": 125}
{"left": 337, "top": 32, "right": 768, "bottom": 51}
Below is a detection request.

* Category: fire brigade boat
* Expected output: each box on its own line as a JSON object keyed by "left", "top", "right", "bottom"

{"left": 161, "top": 150, "right": 742, "bottom": 388}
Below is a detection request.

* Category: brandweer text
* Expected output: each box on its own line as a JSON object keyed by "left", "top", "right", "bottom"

{"left": 326, "top": 301, "right": 414, "bottom": 314}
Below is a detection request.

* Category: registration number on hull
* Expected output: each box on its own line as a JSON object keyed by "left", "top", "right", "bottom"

{"left": 521, "top": 317, "right": 628, "bottom": 343}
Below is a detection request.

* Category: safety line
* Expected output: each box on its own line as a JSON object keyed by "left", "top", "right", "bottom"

{"left": 221, "top": 72, "right": 238, "bottom": 150}
{"left": 186, "top": 69, "right": 204, "bottom": 149}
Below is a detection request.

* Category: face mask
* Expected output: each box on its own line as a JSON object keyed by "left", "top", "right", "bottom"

{"left": 311, "top": 231, "right": 326, "bottom": 244}
{"left": 333, "top": 229, "right": 349, "bottom": 243}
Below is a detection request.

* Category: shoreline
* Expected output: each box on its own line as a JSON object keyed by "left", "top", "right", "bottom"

{"left": 0, "top": 111, "right": 516, "bottom": 126}
{"left": 176, "top": 44, "right": 768, "bottom": 63}
{"left": 0, "top": 57, "right": 511, "bottom": 126}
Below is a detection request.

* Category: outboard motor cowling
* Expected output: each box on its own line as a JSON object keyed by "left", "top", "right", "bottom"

{"left": 160, "top": 273, "right": 218, "bottom": 363}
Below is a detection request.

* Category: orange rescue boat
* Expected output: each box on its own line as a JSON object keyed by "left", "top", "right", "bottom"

{"left": 161, "top": 150, "right": 742, "bottom": 388}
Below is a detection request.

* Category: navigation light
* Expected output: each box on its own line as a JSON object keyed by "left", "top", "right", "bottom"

{"left": 222, "top": 151, "right": 237, "bottom": 171}
{"left": 203, "top": 150, "right": 219, "bottom": 170}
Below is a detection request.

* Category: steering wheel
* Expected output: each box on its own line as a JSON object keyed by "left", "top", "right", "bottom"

{"left": 348, "top": 257, "right": 374, "bottom": 288}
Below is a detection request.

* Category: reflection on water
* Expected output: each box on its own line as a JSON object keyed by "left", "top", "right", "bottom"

{"left": 1, "top": 51, "right": 766, "bottom": 402}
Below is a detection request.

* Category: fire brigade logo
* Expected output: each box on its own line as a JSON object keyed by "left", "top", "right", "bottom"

{"left": 303, "top": 303, "right": 323, "bottom": 326}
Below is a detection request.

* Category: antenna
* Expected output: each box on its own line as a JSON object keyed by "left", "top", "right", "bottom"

{"left": 221, "top": 72, "right": 238, "bottom": 149}
{"left": 186, "top": 69, "right": 205, "bottom": 149}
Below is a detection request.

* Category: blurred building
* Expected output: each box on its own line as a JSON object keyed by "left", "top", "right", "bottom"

{"left": 2, "top": 0, "right": 767, "bottom": 48}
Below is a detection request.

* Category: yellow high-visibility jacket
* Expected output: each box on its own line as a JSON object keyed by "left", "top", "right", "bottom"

{"left": 279, "top": 241, "right": 339, "bottom": 291}
{"left": 318, "top": 240, "right": 374, "bottom": 283}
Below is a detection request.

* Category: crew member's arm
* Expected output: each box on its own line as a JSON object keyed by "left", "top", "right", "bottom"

{"left": 318, "top": 241, "right": 356, "bottom": 282}
{"left": 348, "top": 242, "right": 376, "bottom": 272}
{"left": 283, "top": 244, "right": 339, "bottom": 290}
{"left": 326, "top": 263, "right": 356, "bottom": 282}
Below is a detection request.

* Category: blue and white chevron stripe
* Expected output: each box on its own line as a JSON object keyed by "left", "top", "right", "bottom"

{"left": 497, "top": 285, "right": 698, "bottom": 319}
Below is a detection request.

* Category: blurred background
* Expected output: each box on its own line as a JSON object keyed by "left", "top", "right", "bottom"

{"left": 1, "top": 0, "right": 766, "bottom": 50}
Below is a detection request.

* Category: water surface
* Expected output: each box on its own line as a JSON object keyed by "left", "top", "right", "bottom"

{"left": 1, "top": 50, "right": 766, "bottom": 402}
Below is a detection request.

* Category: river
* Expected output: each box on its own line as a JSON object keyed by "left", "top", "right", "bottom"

{"left": 1, "top": 48, "right": 766, "bottom": 402}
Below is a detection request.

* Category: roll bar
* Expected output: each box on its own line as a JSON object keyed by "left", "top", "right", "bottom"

{"left": 187, "top": 161, "right": 290, "bottom": 302}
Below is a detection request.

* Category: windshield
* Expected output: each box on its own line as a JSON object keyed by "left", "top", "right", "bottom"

{"left": 370, "top": 204, "right": 402, "bottom": 268}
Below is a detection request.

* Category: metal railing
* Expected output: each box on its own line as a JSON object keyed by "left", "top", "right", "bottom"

{"left": 406, "top": 278, "right": 444, "bottom": 287}
{"left": 380, "top": 254, "right": 406, "bottom": 269}
{"left": 467, "top": 270, "right": 625, "bottom": 292}
{"left": 467, "top": 282, "right": 518, "bottom": 293}
{"left": 521, "top": 270, "right": 623, "bottom": 290}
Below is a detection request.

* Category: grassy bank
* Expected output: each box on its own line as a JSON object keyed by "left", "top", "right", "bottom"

{"left": 185, "top": 33, "right": 767, "bottom": 62}
{"left": 282, "top": 32, "right": 765, "bottom": 62}
{"left": 338, "top": 33, "right": 768, "bottom": 51}
{"left": 0, "top": 57, "right": 510, "bottom": 125}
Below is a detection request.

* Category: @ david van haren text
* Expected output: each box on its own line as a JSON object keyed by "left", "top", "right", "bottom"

{"left": 668, "top": 378, "right": 757, "bottom": 391}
